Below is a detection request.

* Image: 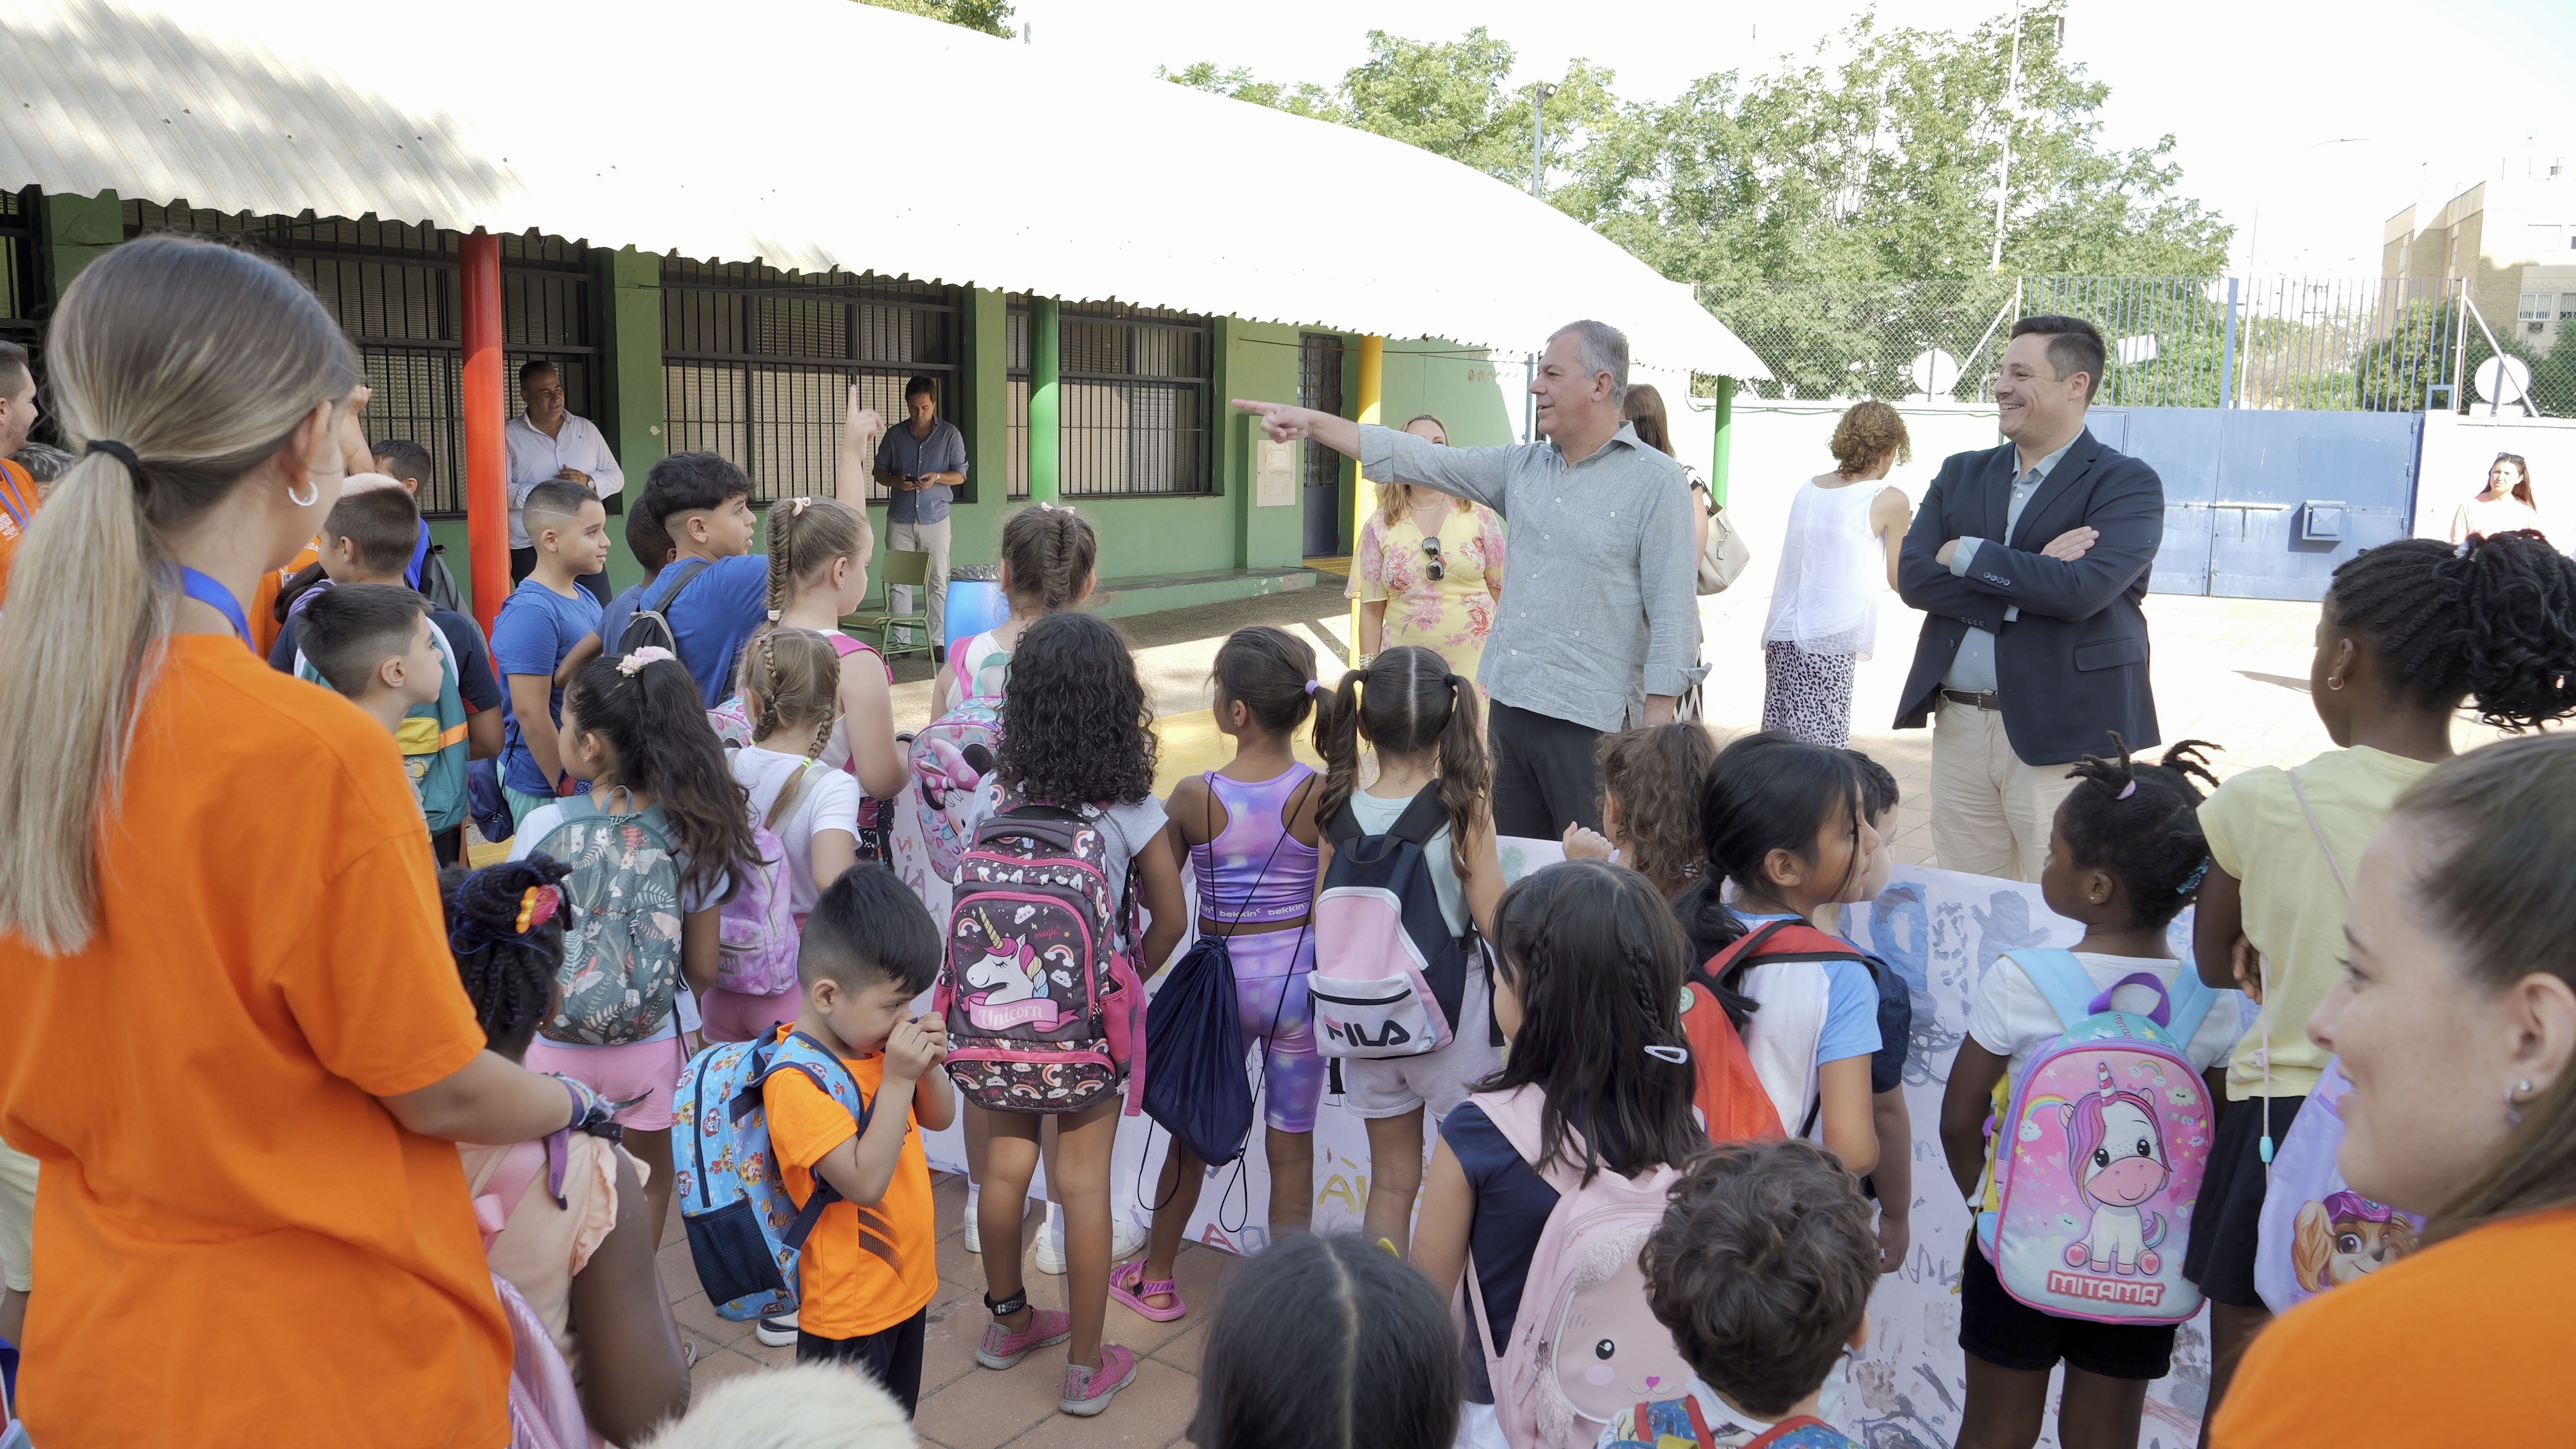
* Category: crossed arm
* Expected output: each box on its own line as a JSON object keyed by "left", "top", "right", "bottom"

{"left": 1897, "top": 463, "right": 2162, "bottom": 626}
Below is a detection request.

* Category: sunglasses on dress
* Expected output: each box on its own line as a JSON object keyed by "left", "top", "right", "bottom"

{"left": 1420, "top": 535, "right": 1445, "bottom": 583}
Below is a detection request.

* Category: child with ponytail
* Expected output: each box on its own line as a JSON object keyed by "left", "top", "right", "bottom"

{"left": 932, "top": 503, "right": 1098, "bottom": 714}
{"left": 445, "top": 857, "right": 691, "bottom": 1445}
{"left": 754, "top": 494, "right": 906, "bottom": 857}
{"left": 1939, "top": 738, "right": 2239, "bottom": 1449}
{"left": 2185, "top": 529, "right": 2576, "bottom": 1436}
{"left": 1316, "top": 645, "right": 1504, "bottom": 1254}
{"left": 514, "top": 649, "right": 759, "bottom": 1243}
{"left": 1408, "top": 860, "right": 1710, "bottom": 1446}
{"left": 1119, "top": 627, "right": 1327, "bottom": 1321}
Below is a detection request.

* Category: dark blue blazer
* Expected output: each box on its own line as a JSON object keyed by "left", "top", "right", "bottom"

{"left": 1894, "top": 427, "right": 2162, "bottom": 766}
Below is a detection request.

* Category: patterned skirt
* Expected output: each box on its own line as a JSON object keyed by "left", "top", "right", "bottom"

{"left": 1761, "top": 641, "right": 1858, "bottom": 749}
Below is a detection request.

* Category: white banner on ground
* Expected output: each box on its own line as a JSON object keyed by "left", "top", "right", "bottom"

{"left": 888, "top": 791, "right": 2231, "bottom": 1448}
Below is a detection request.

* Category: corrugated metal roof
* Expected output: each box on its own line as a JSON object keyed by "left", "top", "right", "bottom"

{"left": 0, "top": 0, "right": 1768, "bottom": 378}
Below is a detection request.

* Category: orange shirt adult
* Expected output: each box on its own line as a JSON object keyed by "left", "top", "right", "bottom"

{"left": 249, "top": 534, "right": 323, "bottom": 660}
{"left": 762, "top": 1031, "right": 940, "bottom": 1339}
{"left": 0, "top": 635, "right": 510, "bottom": 1447}
{"left": 2213, "top": 1207, "right": 2576, "bottom": 1447}
{"left": 0, "top": 455, "right": 38, "bottom": 605}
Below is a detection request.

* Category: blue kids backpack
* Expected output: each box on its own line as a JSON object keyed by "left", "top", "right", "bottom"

{"left": 1977, "top": 949, "right": 2218, "bottom": 1325}
{"left": 670, "top": 1027, "right": 875, "bottom": 1322}
{"left": 1311, "top": 784, "right": 1473, "bottom": 1060}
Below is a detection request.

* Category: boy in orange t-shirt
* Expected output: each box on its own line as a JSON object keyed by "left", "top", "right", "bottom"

{"left": 762, "top": 863, "right": 953, "bottom": 1414}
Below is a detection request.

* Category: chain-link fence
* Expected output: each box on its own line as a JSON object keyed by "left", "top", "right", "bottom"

{"left": 1702, "top": 274, "right": 2545, "bottom": 414}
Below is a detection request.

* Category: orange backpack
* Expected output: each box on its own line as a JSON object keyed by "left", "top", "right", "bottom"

{"left": 1683, "top": 919, "right": 1860, "bottom": 1145}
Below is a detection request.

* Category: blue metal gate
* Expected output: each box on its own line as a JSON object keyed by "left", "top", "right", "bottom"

{"left": 2090, "top": 407, "right": 2423, "bottom": 601}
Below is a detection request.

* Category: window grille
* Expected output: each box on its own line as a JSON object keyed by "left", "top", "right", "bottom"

{"left": 1007, "top": 297, "right": 1212, "bottom": 498}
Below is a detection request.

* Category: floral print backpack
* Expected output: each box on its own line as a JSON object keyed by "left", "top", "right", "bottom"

{"left": 531, "top": 792, "right": 685, "bottom": 1046}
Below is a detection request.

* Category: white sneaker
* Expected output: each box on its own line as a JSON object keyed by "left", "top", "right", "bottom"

{"left": 755, "top": 1311, "right": 798, "bottom": 1347}
{"left": 963, "top": 1211, "right": 982, "bottom": 1254}
{"left": 1032, "top": 1213, "right": 1149, "bottom": 1274}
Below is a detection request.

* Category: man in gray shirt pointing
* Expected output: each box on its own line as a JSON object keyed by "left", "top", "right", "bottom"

{"left": 1235, "top": 319, "right": 1703, "bottom": 837}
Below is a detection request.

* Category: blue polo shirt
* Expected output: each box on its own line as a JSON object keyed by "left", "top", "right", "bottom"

{"left": 877, "top": 417, "right": 968, "bottom": 526}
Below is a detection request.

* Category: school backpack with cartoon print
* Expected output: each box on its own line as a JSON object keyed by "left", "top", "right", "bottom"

{"left": 1604, "top": 1397, "right": 1855, "bottom": 1449}
{"left": 907, "top": 694, "right": 1003, "bottom": 883}
{"left": 712, "top": 760, "right": 819, "bottom": 999}
{"left": 935, "top": 803, "right": 1146, "bottom": 1116}
{"left": 1977, "top": 948, "right": 2218, "bottom": 1325}
{"left": 1463, "top": 1086, "right": 1695, "bottom": 1449}
{"left": 295, "top": 608, "right": 471, "bottom": 832}
{"left": 2253, "top": 1058, "right": 2424, "bottom": 1314}
{"left": 531, "top": 794, "right": 686, "bottom": 1046}
{"left": 670, "top": 1027, "right": 875, "bottom": 1321}
{"left": 1312, "top": 785, "right": 1471, "bottom": 1060}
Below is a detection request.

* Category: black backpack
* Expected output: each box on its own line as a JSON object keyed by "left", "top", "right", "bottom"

{"left": 617, "top": 558, "right": 712, "bottom": 656}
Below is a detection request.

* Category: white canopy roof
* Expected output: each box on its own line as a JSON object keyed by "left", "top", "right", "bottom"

{"left": 0, "top": 0, "right": 1768, "bottom": 379}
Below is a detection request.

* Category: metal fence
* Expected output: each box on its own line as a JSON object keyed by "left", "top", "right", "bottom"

{"left": 1709, "top": 274, "right": 2495, "bottom": 414}
{"left": 661, "top": 260, "right": 957, "bottom": 508}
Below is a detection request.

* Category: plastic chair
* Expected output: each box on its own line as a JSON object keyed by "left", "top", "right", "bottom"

{"left": 844, "top": 548, "right": 933, "bottom": 660}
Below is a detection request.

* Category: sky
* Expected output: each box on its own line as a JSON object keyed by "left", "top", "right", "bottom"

{"left": 1009, "top": 0, "right": 2576, "bottom": 277}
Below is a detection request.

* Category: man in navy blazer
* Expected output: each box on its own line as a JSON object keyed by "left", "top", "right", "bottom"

{"left": 1895, "top": 315, "right": 2162, "bottom": 880}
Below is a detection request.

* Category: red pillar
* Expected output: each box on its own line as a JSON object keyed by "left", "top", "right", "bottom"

{"left": 459, "top": 231, "right": 509, "bottom": 635}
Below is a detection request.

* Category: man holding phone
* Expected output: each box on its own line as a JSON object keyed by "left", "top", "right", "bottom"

{"left": 873, "top": 374, "right": 966, "bottom": 660}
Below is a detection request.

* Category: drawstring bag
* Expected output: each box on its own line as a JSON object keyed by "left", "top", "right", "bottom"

{"left": 1141, "top": 932, "right": 1255, "bottom": 1165}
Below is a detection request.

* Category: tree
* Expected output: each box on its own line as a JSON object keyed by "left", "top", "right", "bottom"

{"left": 859, "top": 0, "right": 1013, "bottom": 39}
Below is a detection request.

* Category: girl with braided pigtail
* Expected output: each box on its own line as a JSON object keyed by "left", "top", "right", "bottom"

{"left": 2185, "top": 528, "right": 2576, "bottom": 1442}
{"left": 442, "top": 857, "right": 692, "bottom": 1445}
{"left": 747, "top": 494, "right": 906, "bottom": 857}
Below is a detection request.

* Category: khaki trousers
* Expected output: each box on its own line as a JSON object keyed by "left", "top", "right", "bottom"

{"left": 888, "top": 517, "right": 951, "bottom": 652}
{"left": 1931, "top": 698, "right": 2079, "bottom": 882}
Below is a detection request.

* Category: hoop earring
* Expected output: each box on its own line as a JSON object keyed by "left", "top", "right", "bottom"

{"left": 288, "top": 477, "right": 321, "bottom": 508}
{"left": 2325, "top": 676, "right": 2345, "bottom": 691}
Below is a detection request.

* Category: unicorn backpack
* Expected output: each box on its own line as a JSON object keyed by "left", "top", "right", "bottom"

{"left": 907, "top": 696, "right": 1003, "bottom": 883}
{"left": 2253, "top": 1059, "right": 2424, "bottom": 1313}
{"left": 1977, "top": 948, "right": 2217, "bottom": 1325}
{"left": 1464, "top": 1086, "right": 1695, "bottom": 1449}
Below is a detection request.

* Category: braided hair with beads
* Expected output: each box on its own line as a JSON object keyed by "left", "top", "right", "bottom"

{"left": 2325, "top": 530, "right": 2576, "bottom": 731}
{"left": 2056, "top": 735, "right": 2223, "bottom": 931}
{"left": 440, "top": 856, "right": 574, "bottom": 1058}
{"left": 1476, "top": 857, "right": 1705, "bottom": 1186}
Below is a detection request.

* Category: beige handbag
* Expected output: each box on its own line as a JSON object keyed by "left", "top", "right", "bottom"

{"left": 1697, "top": 480, "right": 1753, "bottom": 595}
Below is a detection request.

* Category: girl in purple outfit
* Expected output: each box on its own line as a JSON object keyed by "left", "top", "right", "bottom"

{"left": 1118, "top": 627, "right": 1328, "bottom": 1321}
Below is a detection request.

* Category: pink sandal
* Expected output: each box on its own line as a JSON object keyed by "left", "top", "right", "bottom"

{"left": 1109, "top": 1258, "right": 1187, "bottom": 1322}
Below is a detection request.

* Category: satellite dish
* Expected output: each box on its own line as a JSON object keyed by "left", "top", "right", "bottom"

{"left": 1909, "top": 348, "right": 1960, "bottom": 397}
{"left": 2473, "top": 355, "right": 2533, "bottom": 406}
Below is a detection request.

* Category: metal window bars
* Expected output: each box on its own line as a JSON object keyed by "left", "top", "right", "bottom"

{"left": 1006, "top": 297, "right": 1214, "bottom": 499}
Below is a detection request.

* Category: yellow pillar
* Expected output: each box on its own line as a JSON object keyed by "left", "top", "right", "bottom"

{"left": 1350, "top": 335, "right": 1383, "bottom": 661}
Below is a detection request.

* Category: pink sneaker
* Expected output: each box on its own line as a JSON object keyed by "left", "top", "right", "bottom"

{"left": 976, "top": 1306, "right": 1073, "bottom": 1370}
{"left": 1059, "top": 1343, "right": 1139, "bottom": 1416}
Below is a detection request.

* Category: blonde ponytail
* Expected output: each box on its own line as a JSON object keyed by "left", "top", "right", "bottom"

{"left": 0, "top": 236, "right": 359, "bottom": 953}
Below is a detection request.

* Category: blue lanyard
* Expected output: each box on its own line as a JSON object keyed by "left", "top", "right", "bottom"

{"left": 0, "top": 467, "right": 31, "bottom": 529}
{"left": 178, "top": 566, "right": 253, "bottom": 649}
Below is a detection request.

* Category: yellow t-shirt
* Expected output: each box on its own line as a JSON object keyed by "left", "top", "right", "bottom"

{"left": 762, "top": 1040, "right": 939, "bottom": 1339}
{"left": 2198, "top": 746, "right": 2436, "bottom": 1100}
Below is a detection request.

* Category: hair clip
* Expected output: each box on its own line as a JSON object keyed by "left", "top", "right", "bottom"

{"left": 617, "top": 646, "right": 676, "bottom": 676}
{"left": 790, "top": 497, "right": 811, "bottom": 515}
{"left": 1643, "top": 1044, "right": 1691, "bottom": 1065}
{"left": 1303, "top": 679, "right": 1321, "bottom": 696}
{"left": 2177, "top": 859, "right": 2211, "bottom": 895}
{"left": 766, "top": 609, "right": 782, "bottom": 623}
{"left": 2455, "top": 539, "right": 2472, "bottom": 557}
{"left": 2115, "top": 779, "right": 2138, "bottom": 800}
{"left": 516, "top": 885, "right": 561, "bottom": 934}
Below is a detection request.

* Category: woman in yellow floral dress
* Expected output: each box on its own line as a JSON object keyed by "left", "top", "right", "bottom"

{"left": 1349, "top": 414, "right": 1507, "bottom": 691}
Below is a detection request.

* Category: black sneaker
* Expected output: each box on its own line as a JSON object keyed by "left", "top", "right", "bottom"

{"left": 933, "top": 644, "right": 947, "bottom": 665}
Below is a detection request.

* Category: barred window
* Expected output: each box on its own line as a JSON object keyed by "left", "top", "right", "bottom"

{"left": 0, "top": 189, "right": 38, "bottom": 360}
{"left": 120, "top": 202, "right": 594, "bottom": 517}
{"left": 661, "top": 260, "right": 957, "bottom": 506}
{"left": 1007, "top": 298, "right": 1212, "bottom": 498}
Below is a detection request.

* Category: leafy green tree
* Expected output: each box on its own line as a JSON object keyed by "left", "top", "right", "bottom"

{"left": 859, "top": 0, "right": 1013, "bottom": 39}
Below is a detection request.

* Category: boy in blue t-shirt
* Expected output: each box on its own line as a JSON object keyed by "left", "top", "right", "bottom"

{"left": 637, "top": 395, "right": 879, "bottom": 704}
{"left": 492, "top": 478, "right": 609, "bottom": 826}
{"left": 1602, "top": 1141, "right": 1874, "bottom": 1449}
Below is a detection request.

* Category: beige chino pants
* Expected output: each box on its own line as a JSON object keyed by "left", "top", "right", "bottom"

{"left": 1930, "top": 698, "right": 2079, "bottom": 882}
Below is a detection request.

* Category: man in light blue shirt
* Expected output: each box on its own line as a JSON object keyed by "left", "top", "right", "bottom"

{"left": 875, "top": 374, "right": 967, "bottom": 660}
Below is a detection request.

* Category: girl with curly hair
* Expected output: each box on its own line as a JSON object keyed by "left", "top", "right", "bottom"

{"left": 2185, "top": 528, "right": 2576, "bottom": 1433}
{"left": 1759, "top": 399, "right": 1913, "bottom": 747}
{"left": 1563, "top": 721, "right": 1718, "bottom": 898}
{"left": 968, "top": 609, "right": 1186, "bottom": 1418}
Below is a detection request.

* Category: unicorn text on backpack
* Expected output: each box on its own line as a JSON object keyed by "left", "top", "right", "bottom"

{"left": 1976, "top": 949, "right": 2217, "bottom": 1325}
{"left": 670, "top": 1030, "right": 874, "bottom": 1321}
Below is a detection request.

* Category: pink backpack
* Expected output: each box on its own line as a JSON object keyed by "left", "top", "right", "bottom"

{"left": 471, "top": 1141, "right": 591, "bottom": 1449}
{"left": 714, "top": 761, "right": 819, "bottom": 998}
{"left": 1464, "top": 1086, "right": 1693, "bottom": 1449}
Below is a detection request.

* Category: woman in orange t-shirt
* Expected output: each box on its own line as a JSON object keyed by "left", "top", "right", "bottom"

{"left": 0, "top": 236, "right": 605, "bottom": 1449}
{"left": 2215, "top": 734, "right": 2576, "bottom": 1448}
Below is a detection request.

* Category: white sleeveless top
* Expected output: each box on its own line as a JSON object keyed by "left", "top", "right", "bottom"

{"left": 1762, "top": 478, "right": 1887, "bottom": 660}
